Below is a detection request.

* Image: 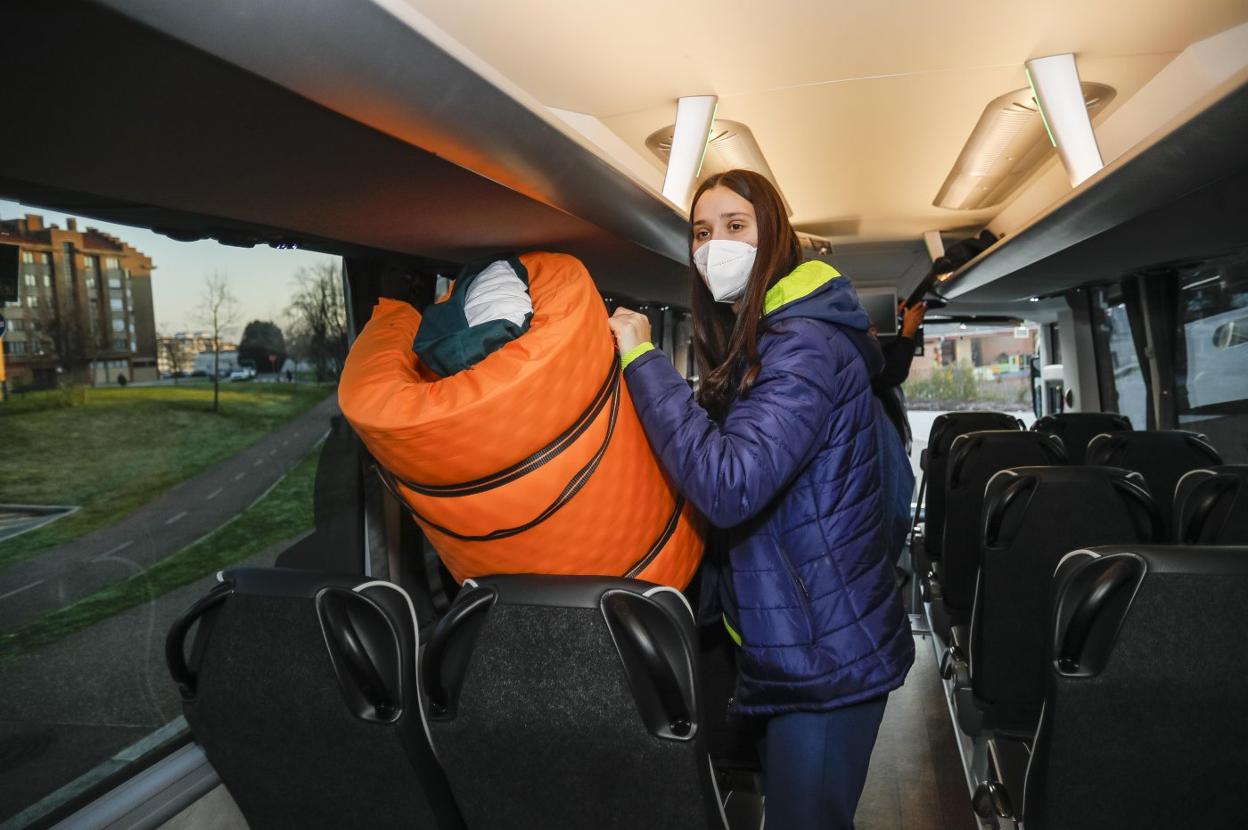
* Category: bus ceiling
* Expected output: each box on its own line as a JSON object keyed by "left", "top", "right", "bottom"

{"left": 0, "top": 0, "right": 691, "bottom": 304}
{"left": 936, "top": 67, "right": 1248, "bottom": 305}
{"left": 2, "top": 2, "right": 1247, "bottom": 311}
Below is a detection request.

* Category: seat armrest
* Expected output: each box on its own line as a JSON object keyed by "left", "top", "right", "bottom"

{"left": 950, "top": 624, "right": 970, "bottom": 654}
{"left": 924, "top": 559, "right": 943, "bottom": 604}
{"left": 972, "top": 779, "right": 1017, "bottom": 822}
{"left": 940, "top": 644, "right": 970, "bottom": 688}
{"left": 954, "top": 685, "right": 984, "bottom": 737}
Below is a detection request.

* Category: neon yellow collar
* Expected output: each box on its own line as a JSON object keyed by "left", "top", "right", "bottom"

{"left": 763, "top": 260, "right": 841, "bottom": 316}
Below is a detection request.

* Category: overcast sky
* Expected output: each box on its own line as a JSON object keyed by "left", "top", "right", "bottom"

{"left": 1, "top": 199, "right": 337, "bottom": 336}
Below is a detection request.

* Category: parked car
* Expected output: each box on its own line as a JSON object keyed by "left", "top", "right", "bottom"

{"left": 228, "top": 367, "right": 256, "bottom": 381}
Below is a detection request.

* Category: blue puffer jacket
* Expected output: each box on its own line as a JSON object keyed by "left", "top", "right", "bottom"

{"left": 624, "top": 261, "right": 914, "bottom": 715}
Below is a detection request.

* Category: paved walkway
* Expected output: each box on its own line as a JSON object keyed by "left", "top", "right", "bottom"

{"left": 0, "top": 507, "right": 77, "bottom": 546}
{"left": 0, "top": 394, "right": 339, "bottom": 632}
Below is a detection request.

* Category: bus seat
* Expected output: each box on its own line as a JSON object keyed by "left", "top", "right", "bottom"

{"left": 166, "top": 568, "right": 464, "bottom": 830}
{"left": 938, "top": 431, "right": 1066, "bottom": 627}
{"left": 920, "top": 411, "right": 1022, "bottom": 563}
{"left": 1174, "top": 465, "right": 1248, "bottom": 544}
{"left": 1086, "top": 430, "right": 1223, "bottom": 539}
{"left": 419, "top": 574, "right": 748, "bottom": 830}
{"left": 1032, "top": 412, "right": 1133, "bottom": 464}
{"left": 969, "top": 467, "right": 1159, "bottom": 737}
{"left": 1016, "top": 545, "right": 1248, "bottom": 830}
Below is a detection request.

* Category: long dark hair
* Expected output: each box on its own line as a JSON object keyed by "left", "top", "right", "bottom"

{"left": 690, "top": 169, "right": 801, "bottom": 420}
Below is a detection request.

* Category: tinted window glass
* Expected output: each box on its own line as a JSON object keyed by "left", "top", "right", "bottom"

{"left": 903, "top": 321, "right": 1038, "bottom": 491}
{"left": 1176, "top": 252, "right": 1248, "bottom": 462}
{"left": 0, "top": 203, "right": 343, "bottom": 825}
{"left": 1091, "top": 286, "right": 1148, "bottom": 430}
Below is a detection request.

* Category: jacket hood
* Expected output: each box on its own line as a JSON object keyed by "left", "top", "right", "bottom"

{"left": 764, "top": 260, "right": 884, "bottom": 376}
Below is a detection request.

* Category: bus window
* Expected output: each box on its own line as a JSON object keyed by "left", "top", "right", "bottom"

{"left": 1177, "top": 252, "right": 1248, "bottom": 462}
{"left": 901, "top": 321, "right": 1038, "bottom": 486}
{"left": 1092, "top": 286, "right": 1149, "bottom": 431}
{"left": 0, "top": 204, "right": 340, "bottom": 826}
{"left": 669, "top": 309, "right": 695, "bottom": 381}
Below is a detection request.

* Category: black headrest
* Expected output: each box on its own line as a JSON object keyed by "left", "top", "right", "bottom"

{"left": 424, "top": 575, "right": 697, "bottom": 739}
{"left": 982, "top": 466, "right": 1159, "bottom": 549}
{"left": 462, "top": 574, "right": 693, "bottom": 618}
{"left": 947, "top": 430, "right": 1067, "bottom": 487}
{"left": 168, "top": 568, "right": 419, "bottom": 711}
{"left": 986, "top": 464, "right": 1143, "bottom": 491}
{"left": 1053, "top": 545, "right": 1248, "bottom": 676}
{"left": 1033, "top": 412, "right": 1133, "bottom": 435}
{"left": 1086, "top": 430, "right": 1222, "bottom": 466}
{"left": 928, "top": 412, "right": 1023, "bottom": 458}
{"left": 220, "top": 566, "right": 376, "bottom": 598}
{"left": 1175, "top": 465, "right": 1248, "bottom": 545}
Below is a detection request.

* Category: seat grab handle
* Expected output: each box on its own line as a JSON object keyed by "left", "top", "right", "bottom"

{"left": 166, "top": 582, "right": 233, "bottom": 700}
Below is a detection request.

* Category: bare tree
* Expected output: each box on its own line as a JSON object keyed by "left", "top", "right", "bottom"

{"left": 285, "top": 261, "right": 347, "bottom": 382}
{"left": 196, "top": 272, "right": 241, "bottom": 411}
{"left": 33, "top": 296, "right": 94, "bottom": 386}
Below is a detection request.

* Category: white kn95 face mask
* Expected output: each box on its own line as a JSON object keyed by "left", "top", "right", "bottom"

{"left": 693, "top": 239, "right": 757, "bottom": 303}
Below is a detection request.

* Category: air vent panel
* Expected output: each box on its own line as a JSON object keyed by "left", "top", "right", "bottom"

{"left": 934, "top": 83, "right": 1115, "bottom": 210}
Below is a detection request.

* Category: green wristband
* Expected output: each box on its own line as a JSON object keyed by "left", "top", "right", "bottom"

{"left": 620, "top": 341, "right": 656, "bottom": 370}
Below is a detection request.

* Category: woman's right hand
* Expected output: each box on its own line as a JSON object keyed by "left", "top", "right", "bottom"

{"left": 608, "top": 307, "right": 652, "bottom": 354}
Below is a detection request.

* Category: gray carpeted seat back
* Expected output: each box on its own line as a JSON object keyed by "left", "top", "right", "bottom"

{"left": 421, "top": 574, "right": 725, "bottom": 830}
{"left": 167, "top": 567, "right": 464, "bottom": 830}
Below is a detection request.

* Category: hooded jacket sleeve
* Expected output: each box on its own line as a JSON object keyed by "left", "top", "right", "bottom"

{"left": 873, "top": 335, "right": 915, "bottom": 390}
{"left": 623, "top": 319, "right": 857, "bottom": 528}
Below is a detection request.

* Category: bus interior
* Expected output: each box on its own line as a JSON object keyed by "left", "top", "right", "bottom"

{"left": 1, "top": 1, "right": 1247, "bottom": 828}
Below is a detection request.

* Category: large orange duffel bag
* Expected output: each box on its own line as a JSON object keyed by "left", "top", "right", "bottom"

{"left": 338, "top": 252, "right": 704, "bottom": 589}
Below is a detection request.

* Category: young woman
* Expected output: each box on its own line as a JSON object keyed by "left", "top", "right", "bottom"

{"left": 608, "top": 169, "right": 914, "bottom": 829}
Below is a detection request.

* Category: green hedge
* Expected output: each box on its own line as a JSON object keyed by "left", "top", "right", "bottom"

{"left": 905, "top": 367, "right": 1031, "bottom": 405}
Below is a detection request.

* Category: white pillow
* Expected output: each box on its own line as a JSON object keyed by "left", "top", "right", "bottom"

{"left": 462, "top": 260, "right": 533, "bottom": 329}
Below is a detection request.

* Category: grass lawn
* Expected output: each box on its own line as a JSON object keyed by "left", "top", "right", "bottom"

{"left": 0, "top": 446, "right": 318, "bottom": 661}
{"left": 0, "top": 381, "right": 332, "bottom": 571}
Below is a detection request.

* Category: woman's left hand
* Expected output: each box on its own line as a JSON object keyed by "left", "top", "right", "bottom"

{"left": 608, "top": 307, "right": 652, "bottom": 354}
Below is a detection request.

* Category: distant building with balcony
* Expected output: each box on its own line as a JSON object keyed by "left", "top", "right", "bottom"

{"left": 191, "top": 350, "right": 245, "bottom": 377}
{"left": 0, "top": 213, "right": 158, "bottom": 389}
{"left": 909, "top": 325, "right": 1038, "bottom": 378}
{"left": 157, "top": 331, "right": 238, "bottom": 376}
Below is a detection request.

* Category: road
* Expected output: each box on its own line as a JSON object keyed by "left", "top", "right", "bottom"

{"left": 0, "top": 390, "right": 340, "bottom": 825}
{"left": 0, "top": 394, "right": 339, "bottom": 632}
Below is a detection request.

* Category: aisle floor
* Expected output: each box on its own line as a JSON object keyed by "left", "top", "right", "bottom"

{"left": 855, "top": 634, "right": 978, "bottom": 830}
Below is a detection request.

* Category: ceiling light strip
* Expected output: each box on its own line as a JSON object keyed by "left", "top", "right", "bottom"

{"left": 1024, "top": 54, "right": 1105, "bottom": 187}
{"left": 661, "top": 95, "right": 718, "bottom": 210}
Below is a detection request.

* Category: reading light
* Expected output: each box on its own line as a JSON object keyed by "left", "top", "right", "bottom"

{"left": 1025, "top": 54, "right": 1106, "bottom": 187}
{"left": 933, "top": 79, "right": 1114, "bottom": 209}
{"left": 660, "top": 96, "right": 717, "bottom": 209}
{"left": 648, "top": 115, "right": 791, "bottom": 214}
